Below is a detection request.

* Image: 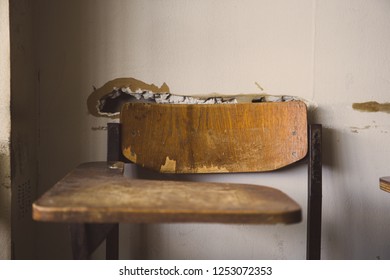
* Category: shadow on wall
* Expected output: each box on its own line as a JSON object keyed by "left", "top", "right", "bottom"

{"left": 34, "top": 0, "right": 106, "bottom": 259}
{"left": 0, "top": 147, "right": 11, "bottom": 259}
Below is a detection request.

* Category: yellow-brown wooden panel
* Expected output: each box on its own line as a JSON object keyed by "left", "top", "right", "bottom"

{"left": 120, "top": 101, "right": 307, "bottom": 173}
{"left": 32, "top": 162, "right": 301, "bottom": 224}
{"left": 380, "top": 177, "right": 390, "bottom": 193}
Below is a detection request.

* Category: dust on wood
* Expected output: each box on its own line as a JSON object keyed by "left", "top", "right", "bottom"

{"left": 32, "top": 162, "right": 302, "bottom": 224}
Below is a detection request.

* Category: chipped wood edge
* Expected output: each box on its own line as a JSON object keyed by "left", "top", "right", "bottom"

{"left": 380, "top": 177, "right": 390, "bottom": 193}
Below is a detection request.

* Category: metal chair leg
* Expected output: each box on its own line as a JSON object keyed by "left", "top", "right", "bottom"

{"left": 69, "top": 223, "right": 119, "bottom": 260}
{"left": 307, "top": 124, "right": 322, "bottom": 260}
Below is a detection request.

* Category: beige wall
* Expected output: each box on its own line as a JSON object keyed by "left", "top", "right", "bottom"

{"left": 0, "top": 0, "right": 11, "bottom": 260}
{"left": 315, "top": 0, "right": 390, "bottom": 259}
{"left": 15, "top": 0, "right": 390, "bottom": 259}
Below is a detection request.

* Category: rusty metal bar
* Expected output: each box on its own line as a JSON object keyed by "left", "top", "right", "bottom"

{"left": 107, "top": 123, "right": 130, "bottom": 163}
{"left": 306, "top": 124, "right": 322, "bottom": 260}
{"left": 107, "top": 123, "right": 122, "bottom": 163}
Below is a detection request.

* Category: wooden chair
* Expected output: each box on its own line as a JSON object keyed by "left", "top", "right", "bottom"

{"left": 32, "top": 101, "right": 322, "bottom": 259}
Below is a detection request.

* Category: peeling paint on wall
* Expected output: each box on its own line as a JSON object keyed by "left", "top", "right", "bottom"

{"left": 88, "top": 77, "right": 314, "bottom": 119}
{"left": 349, "top": 122, "right": 389, "bottom": 134}
{"left": 91, "top": 126, "right": 107, "bottom": 131}
{"left": 352, "top": 101, "right": 390, "bottom": 113}
{"left": 87, "top": 77, "right": 170, "bottom": 118}
{"left": 88, "top": 77, "right": 238, "bottom": 118}
{"left": 350, "top": 125, "right": 372, "bottom": 133}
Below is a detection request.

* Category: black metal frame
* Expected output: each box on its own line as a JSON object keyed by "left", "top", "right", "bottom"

{"left": 307, "top": 124, "right": 322, "bottom": 260}
{"left": 107, "top": 123, "right": 130, "bottom": 164}
{"left": 69, "top": 223, "right": 118, "bottom": 260}
{"left": 70, "top": 122, "right": 322, "bottom": 260}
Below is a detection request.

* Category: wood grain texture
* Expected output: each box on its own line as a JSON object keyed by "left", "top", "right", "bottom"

{"left": 380, "top": 177, "right": 390, "bottom": 193}
{"left": 120, "top": 101, "right": 307, "bottom": 173}
{"left": 32, "top": 162, "right": 301, "bottom": 224}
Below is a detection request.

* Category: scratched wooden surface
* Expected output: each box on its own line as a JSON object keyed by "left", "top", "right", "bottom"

{"left": 32, "top": 162, "right": 302, "bottom": 224}
{"left": 380, "top": 177, "right": 390, "bottom": 193}
{"left": 120, "top": 101, "right": 308, "bottom": 173}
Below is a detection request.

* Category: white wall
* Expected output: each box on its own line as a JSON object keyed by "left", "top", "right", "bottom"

{"left": 0, "top": 0, "right": 11, "bottom": 260}
{"left": 32, "top": 0, "right": 390, "bottom": 259}
{"left": 315, "top": 0, "right": 390, "bottom": 259}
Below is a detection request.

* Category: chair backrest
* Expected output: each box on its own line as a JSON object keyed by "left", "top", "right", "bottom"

{"left": 119, "top": 101, "right": 308, "bottom": 173}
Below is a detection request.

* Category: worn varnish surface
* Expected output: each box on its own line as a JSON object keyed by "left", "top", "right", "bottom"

{"left": 120, "top": 101, "right": 308, "bottom": 173}
{"left": 32, "top": 162, "right": 301, "bottom": 224}
{"left": 380, "top": 177, "right": 390, "bottom": 193}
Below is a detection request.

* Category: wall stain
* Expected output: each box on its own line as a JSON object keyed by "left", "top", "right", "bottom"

{"left": 350, "top": 125, "right": 371, "bottom": 133}
{"left": 349, "top": 122, "right": 387, "bottom": 134}
{"left": 352, "top": 101, "right": 390, "bottom": 113}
